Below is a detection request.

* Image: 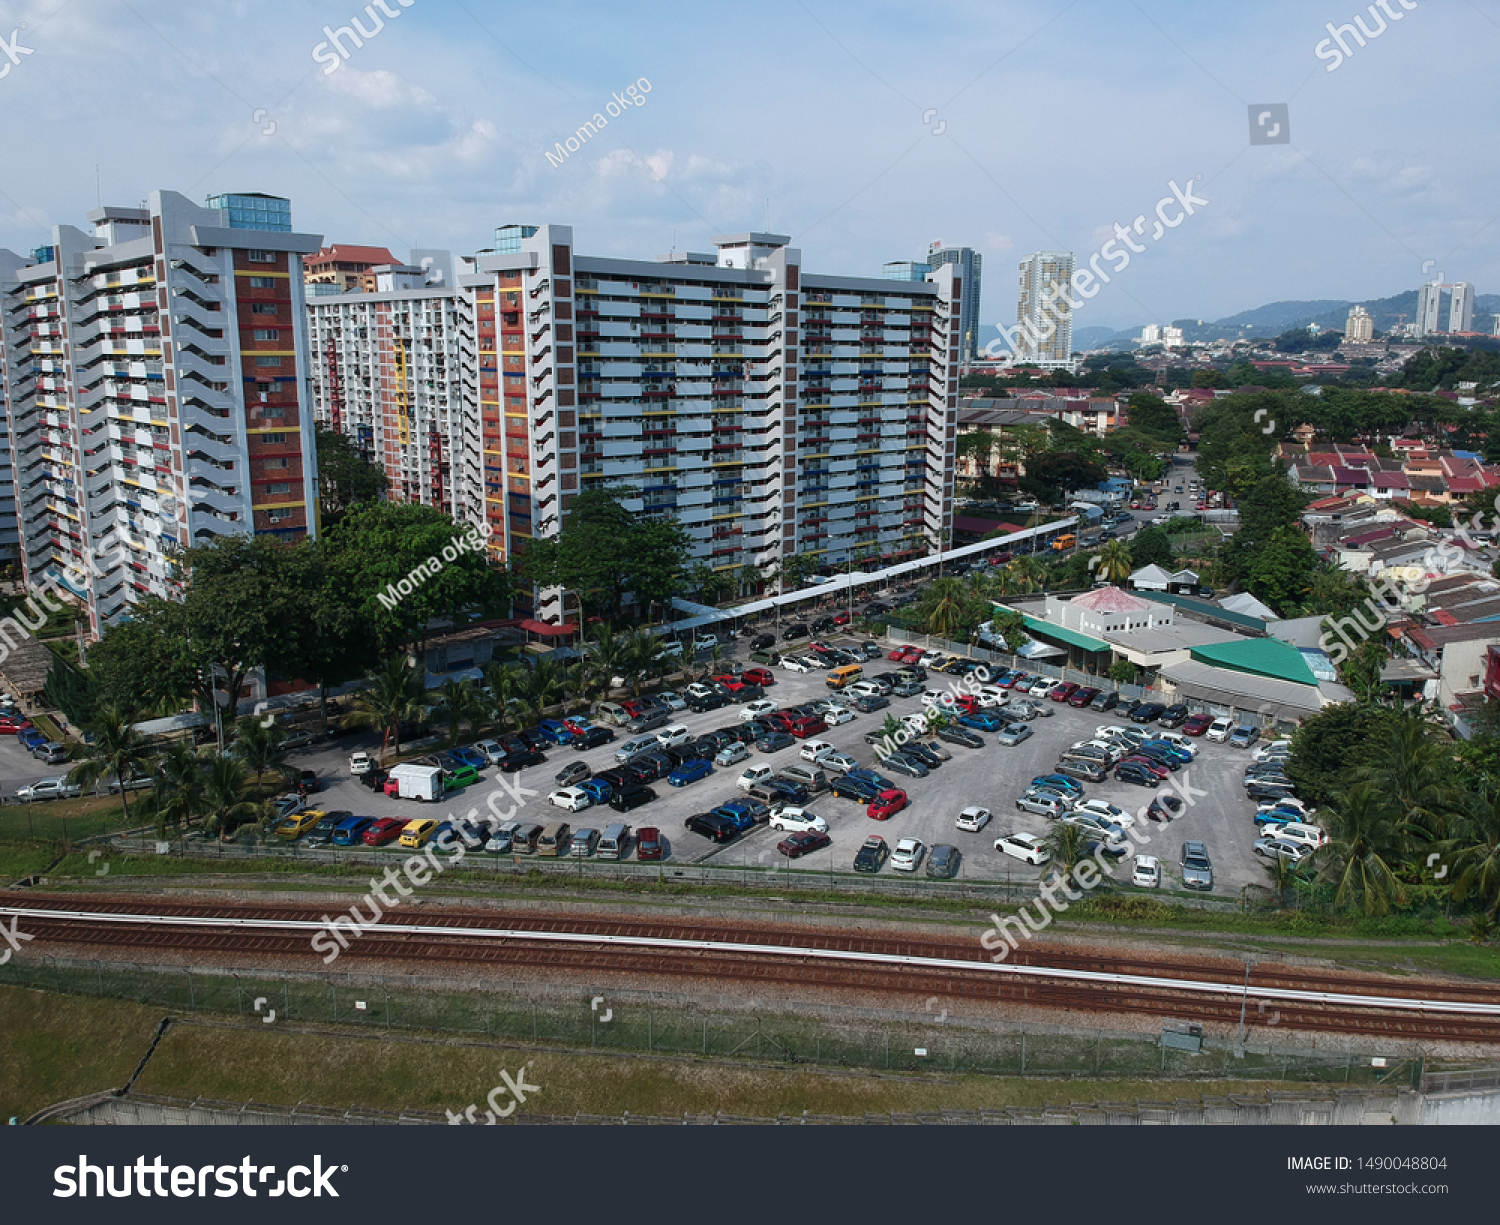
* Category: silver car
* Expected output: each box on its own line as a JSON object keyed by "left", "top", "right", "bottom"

{"left": 1015, "top": 791, "right": 1071, "bottom": 818}
{"left": 996, "top": 722, "right": 1032, "bottom": 746}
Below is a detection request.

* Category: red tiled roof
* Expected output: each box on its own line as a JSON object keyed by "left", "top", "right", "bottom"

{"left": 303, "top": 244, "right": 398, "bottom": 268}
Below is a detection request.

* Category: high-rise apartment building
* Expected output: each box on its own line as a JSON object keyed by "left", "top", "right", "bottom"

{"left": 1344, "top": 304, "right": 1374, "bottom": 343}
{"left": 308, "top": 225, "right": 961, "bottom": 622}
{"left": 0, "top": 191, "right": 322, "bottom": 633}
{"left": 1015, "top": 251, "right": 1076, "bottom": 369}
{"left": 1416, "top": 280, "right": 1475, "bottom": 337}
{"left": 924, "top": 243, "right": 982, "bottom": 366}
{"left": 1450, "top": 282, "right": 1475, "bottom": 334}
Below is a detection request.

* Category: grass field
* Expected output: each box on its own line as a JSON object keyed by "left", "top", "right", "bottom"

{"left": 0, "top": 985, "right": 1303, "bottom": 1123}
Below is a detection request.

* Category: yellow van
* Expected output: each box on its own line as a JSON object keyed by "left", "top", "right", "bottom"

{"left": 1051, "top": 533, "right": 1078, "bottom": 553}
{"left": 399, "top": 818, "right": 439, "bottom": 849}
{"left": 537, "top": 821, "right": 571, "bottom": 858}
{"left": 826, "top": 663, "right": 865, "bottom": 690}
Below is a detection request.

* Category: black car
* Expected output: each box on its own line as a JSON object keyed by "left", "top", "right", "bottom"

{"left": 864, "top": 601, "right": 890, "bottom": 615}
{"left": 830, "top": 775, "right": 882, "bottom": 802}
{"left": 756, "top": 731, "right": 796, "bottom": 754}
{"left": 1055, "top": 759, "right": 1107, "bottom": 783}
{"left": 723, "top": 723, "right": 761, "bottom": 746}
{"left": 761, "top": 777, "right": 809, "bottom": 805}
{"left": 1132, "top": 745, "right": 1182, "bottom": 772}
{"left": 633, "top": 752, "right": 676, "bottom": 782}
{"left": 926, "top": 844, "right": 962, "bottom": 879}
{"left": 1130, "top": 702, "right": 1167, "bottom": 724}
{"left": 852, "top": 694, "right": 890, "bottom": 714}
{"left": 687, "top": 691, "right": 732, "bottom": 713}
{"left": 595, "top": 768, "right": 636, "bottom": 789}
{"left": 936, "top": 725, "right": 985, "bottom": 749}
{"left": 360, "top": 768, "right": 390, "bottom": 792}
{"left": 1115, "top": 697, "right": 1143, "bottom": 719}
{"left": 609, "top": 785, "right": 657, "bottom": 813}
{"left": 1246, "top": 781, "right": 1297, "bottom": 802}
{"left": 1084, "top": 838, "right": 1129, "bottom": 862}
{"left": 881, "top": 753, "right": 928, "bottom": 779}
{"left": 684, "top": 812, "right": 739, "bottom": 842}
{"left": 811, "top": 616, "right": 837, "bottom": 634}
{"left": 860, "top": 641, "right": 884, "bottom": 659}
{"left": 903, "top": 742, "right": 942, "bottom": 769}
{"left": 1147, "top": 795, "right": 1185, "bottom": 823}
{"left": 574, "top": 725, "right": 616, "bottom": 750}
{"left": 306, "top": 810, "right": 348, "bottom": 846}
{"left": 853, "top": 837, "right": 889, "bottom": 873}
{"left": 1157, "top": 704, "right": 1190, "bottom": 729}
{"left": 1115, "top": 762, "right": 1161, "bottom": 788}
{"left": 498, "top": 747, "right": 547, "bottom": 772}
{"left": 782, "top": 622, "right": 810, "bottom": 641}
{"left": 750, "top": 633, "right": 776, "bottom": 651}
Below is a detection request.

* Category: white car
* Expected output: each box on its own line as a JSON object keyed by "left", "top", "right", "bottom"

{"left": 1254, "top": 740, "right": 1293, "bottom": 762}
{"left": 823, "top": 707, "right": 855, "bottom": 726}
{"left": 1063, "top": 813, "right": 1128, "bottom": 846}
{"left": 817, "top": 749, "right": 859, "bottom": 775}
{"left": 694, "top": 635, "right": 719, "bottom": 651}
{"left": 891, "top": 838, "right": 926, "bottom": 872}
{"left": 781, "top": 655, "right": 815, "bottom": 673}
{"left": 740, "top": 699, "right": 778, "bottom": 721}
{"left": 1096, "top": 724, "right": 1141, "bottom": 743}
{"left": 1257, "top": 797, "right": 1316, "bottom": 817}
{"left": 995, "top": 832, "right": 1050, "bottom": 866}
{"left": 920, "top": 690, "right": 956, "bottom": 710}
{"left": 1029, "top": 678, "right": 1061, "bottom": 700}
{"left": 15, "top": 776, "right": 82, "bottom": 801}
{"left": 1274, "top": 822, "right": 1327, "bottom": 850}
{"left": 1152, "top": 731, "right": 1197, "bottom": 757}
{"left": 1132, "top": 855, "right": 1161, "bottom": 887}
{"left": 919, "top": 651, "right": 946, "bottom": 667}
{"left": 768, "top": 807, "right": 829, "bottom": 834}
{"left": 548, "top": 786, "right": 592, "bottom": 812}
{"left": 800, "top": 739, "right": 836, "bottom": 763}
{"left": 973, "top": 686, "right": 1008, "bottom": 708}
{"left": 955, "top": 806, "right": 992, "bottom": 832}
{"left": 658, "top": 691, "right": 688, "bottom": 712}
{"left": 1205, "top": 716, "right": 1234, "bottom": 742}
{"left": 900, "top": 712, "right": 930, "bottom": 735}
{"left": 714, "top": 742, "right": 750, "bottom": 767}
{"left": 349, "top": 751, "right": 375, "bottom": 776}
{"left": 1072, "top": 738, "right": 1121, "bottom": 759}
{"left": 737, "top": 765, "right": 774, "bottom": 792}
{"left": 1073, "top": 799, "right": 1135, "bottom": 829}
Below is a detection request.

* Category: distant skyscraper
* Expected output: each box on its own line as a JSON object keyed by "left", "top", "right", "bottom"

{"left": 1345, "top": 304, "right": 1374, "bottom": 343}
{"left": 924, "top": 243, "right": 982, "bottom": 365}
{"left": 1138, "top": 323, "right": 1162, "bottom": 346}
{"left": 1450, "top": 282, "right": 1475, "bottom": 333}
{"left": 1014, "top": 250, "right": 1075, "bottom": 369}
{"left": 1417, "top": 281, "right": 1444, "bottom": 337}
{"left": 882, "top": 260, "right": 931, "bottom": 282}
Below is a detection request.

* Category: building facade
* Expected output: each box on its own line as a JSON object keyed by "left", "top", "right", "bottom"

{"left": 1345, "top": 304, "right": 1374, "bottom": 343}
{"left": 924, "top": 243, "right": 982, "bottom": 367}
{"left": 303, "top": 243, "right": 397, "bottom": 293}
{"left": 1014, "top": 250, "right": 1075, "bottom": 369}
{"left": 0, "top": 190, "right": 322, "bottom": 633}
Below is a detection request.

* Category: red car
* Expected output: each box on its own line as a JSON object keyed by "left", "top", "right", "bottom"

{"left": 832, "top": 611, "right": 850, "bottom": 626}
{"left": 1118, "top": 756, "right": 1171, "bottom": 779}
{"left": 900, "top": 646, "right": 924, "bottom": 664}
{"left": 778, "top": 830, "right": 833, "bottom": 859}
{"left": 867, "top": 788, "right": 909, "bottom": 820}
{"left": 742, "top": 667, "right": 774, "bottom": 687}
{"left": 620, "top": 698, "right": 648, "bottom": 718}
{"left": 635, "top": 826, "right": 662, "bottom": 861}
{"left": 1069, "top": 686, "right": 1100, "bottom": 708}
{"left": 1050, "top": 682, "right": 1079, "bottom": 703}
{"left": 0, "top": 716, "right": 33, "bottom": 734}
{"left": 1182, "top": 712, "right": 1214, "bottom": 736}
{"left": 362, "top": 817, "right": 407, "bottom": 846}
{"left": 887, "top": 647, "right": 908, "bottom": 661}
{"left": 716, "top": 675, "right": 751, "bottom": 693}
{"left": 952, "top": 693, "right": 982, "bottom": 714}
{"left": 763, "top": 711, "right": 795, "bottom": 733}
{"left": 785, "top": 714, "right": 827, "bottom": 739}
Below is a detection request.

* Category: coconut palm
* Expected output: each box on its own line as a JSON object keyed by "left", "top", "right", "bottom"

{"left": 200, "top": 756, "right": 261, "bottom": 842}
{"left": 150, "top": 740, "right": 206, "bottom": 840}
{"left": 1043, "top": 822, "right": 1094, "bottom": 877}
{"left": 1001, "top": 555, "right": 1048, "bottom": 596}
{"left": 229, "top": 715, "right": 296, "bottom": 800}
{"left": 520, "top": 655, "right": 568, "bottom": 722}
{"left": 922, "top": 577, "right": 968, "bottom": 642}
{"left": 1093, "top": 538, "right": 1133, "bottom": 583}
{"left": 1443, "top": 785, "right": 1500, "bottom": 918}
{"left": 735, "top": 565, "right": 762, "bottom": 600}
{"left": 481, "top": 661, "right": 527, "bottom": 732}
{"left": 345, "top": 655, "right": 430, "bottom": 762}
{"left": 1260, "top": 846, "right": 1313, "bottom": 906}
{"left": 1317, "top": 782, "right": 1404, "bottom": 916}
{"left": 431, "top": 678, "right": 486, "bottom": 747}
{"left": 66, "top": 705, "right": 152, "bottom": 828}
{"left": 1348, "top": 707, "right": 1458, "bottom": 841}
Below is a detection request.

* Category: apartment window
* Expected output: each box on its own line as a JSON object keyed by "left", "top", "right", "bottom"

{"left": 259, "top": 404, "right": 286, "bottom": 418}
{"left": 261, "top": 432, "right": 287, "bottom": 444}
{"left": 267, "top": 507, "right": 293, "bottom": 523}
{"left": 251, "top": 303, "right": 278, "bottom": 315}
{"left": 252, "top": 328, "right": 280, "bottom": 341}
{"left": 264, "top": 456, "right": 290, "bottom": 469}
{"left": 247, "top": 250, "right": 275, "bottom": 263}
{"left": 254, "top": 356, "right": 282, "bottom": 367}
{"left": 249, "top": 276, "right": 276, "bottom": 289}
{"left": 265, "top": 482, "right": 291, "bottom": 495}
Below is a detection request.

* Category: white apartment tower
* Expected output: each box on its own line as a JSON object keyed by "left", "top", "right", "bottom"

{"left": 1344, "top": 304, "right": 1374, "bottom": 343}
{"left": 0, "top": 191, "right": 323, "bottom": 634}
{"left": 1015, "top": 251, "right": 1076, "bottom": 369}
{"left": 1416, "top": 280, "right": 1475, "bottom": 337}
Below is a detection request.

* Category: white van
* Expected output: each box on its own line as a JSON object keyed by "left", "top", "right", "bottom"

{"left": 616, "top": 735, "right": 661, "bottom": 762}
{"left": 596, "top": 822, "right": 631, "bottom": 860}
{"left": 654, "top": 724, "right": 690, "bottom": 749}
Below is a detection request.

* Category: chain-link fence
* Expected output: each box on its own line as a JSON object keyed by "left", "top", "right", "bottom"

{"left": 0, "top": 953, "right": 1400, "bottom": 1086}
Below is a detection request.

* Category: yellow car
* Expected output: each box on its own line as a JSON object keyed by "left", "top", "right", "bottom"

{"left": 399, "top": 818, "right": 439, "bottom": 849}
{"left": 274, "top": 809, "right": 324, "bottom": 840}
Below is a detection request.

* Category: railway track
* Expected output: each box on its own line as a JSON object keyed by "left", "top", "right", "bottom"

{"left": 6, "top": 895, "right": 1499, "bottom": 1044}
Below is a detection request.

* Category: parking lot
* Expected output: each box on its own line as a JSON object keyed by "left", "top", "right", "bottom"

{"left": 214, "top": 632, "right": 1276, "bottom": 899}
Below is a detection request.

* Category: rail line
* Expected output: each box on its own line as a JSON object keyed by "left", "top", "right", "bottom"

{"left": 5, "top": 901, "right": 1500, "bottom": 1044}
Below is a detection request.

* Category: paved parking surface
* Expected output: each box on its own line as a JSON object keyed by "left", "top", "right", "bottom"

{"left": 262, "top": 631, "right": 1271, "bottom": 899}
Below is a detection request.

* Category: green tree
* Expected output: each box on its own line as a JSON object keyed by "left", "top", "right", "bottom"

{"left": 1287, "top": 702, "right": 1402, "bottom": 808}
{"left": 1043, "top": 822, "right": 1094, "bottom": 876}
{"left": 481, "top": 662, "right": 527, "bottom": 732}
{"left": 346, "top": 656, "right": 431, "bottom": 761}
{"left": 1242, "top": 526, "right": 1319, "bottom": 615}
{"left": 1444, "top": 786, "right": 1500, "bottom": 918}
{"left": 230, "top": 715, "right": 296, "bottom": 800}
{"left": 988, "top": 609, "right": 1029, "bottom": 652}
{"left": 430, "top": 678, "right": 486, "bottom": 747}
{"left": 85, "top": 615, "right": 197, "bottom": 719}
{"left": 1128, "top": 525, "right": 1173, "bottom": 569}
{"left": 151, "top": 740, "right": 207, "bottom": 840}
{"left": 1108, "top": 659, "right": 1137, "bottom": 685}
{"left": 315, "top": 423, "right": 388, "bottom": 524}
{"left": 1093, "top": 538, "right": 1132, "bottom": 582}
{"left": 66, "top": 707, "right": 153, "bottom": 827}
{"left": 201, "top": 756, "right": 262, "bottom": 843}
{"left": 45, "top": 654, "right": 101, "bottom": 728}
{"left": 1318, "top": 782, "right": 1404, "bottom": 916}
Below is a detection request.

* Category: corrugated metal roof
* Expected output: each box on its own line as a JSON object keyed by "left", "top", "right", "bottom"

{"left": 1190, "top": 638, "right": 1318, "bottom": 686}
{"left": 1020, "top": 615, "right": 1110, "bottom": 653}
{"left": 1159, "top": 660, "right": 1325, "bottom": 717}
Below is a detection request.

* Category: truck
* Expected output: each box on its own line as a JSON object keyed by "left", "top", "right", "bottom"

{"left": 382, "top": 763, "right": 445, "bottom": 802}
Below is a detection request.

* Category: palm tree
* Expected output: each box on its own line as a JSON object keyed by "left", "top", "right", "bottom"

{"left": 1001, "top": 555, "right": 1048, "bottom": 596}
{"left": 1348, "top": 707, "right": 1457, "bottom": 842}
{"left": 580, "top": 625, "right": 630, "bottom": 701}
{"left": 151, "top": 740, "right": 206, "bottom": 840}
{"left": 230, "top": 715, "right": 295, "bottom": 800}
{"left": 481, "top": 661, "right": 526, "bottom": 732}
{"left": 1444, "top": 785, "right": 1500, "bottom": 918}
{"left": 200, "top": 756, "right": 261, "bottom": 843}
{"left": 735, "top": 564, "right": 761, "bottom": 600}
{"left": 1043, "top": 822, "right": 1093, "bottom": 877}
{"left": 1318, "top": 782, "right": 1404, "bottom": 916}
{"left": 923, "top": 577, "right": 968, "bottom": 642}
{"left": 1094, "top": 538, "right": 1132, "bottom": 583}
{"left": 1260, "top": 847, "right": 1312, "bottom": 906}
{"left": 66, "top": 705, "right": 152, "bottom": 828}
{"left": 431, "top": 678, "right": 486, "bottom": 747}
{"left": 345, "top": 656, "right": 430, "bottom": 762}
{"left": 520, "top": 655, "right": 568, "bottom": 722}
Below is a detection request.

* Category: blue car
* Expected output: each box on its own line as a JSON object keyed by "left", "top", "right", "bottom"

{"left": 1031, "top": 773, "right": 1084, "bottom": 798}
{"left": 18, "top": 728, "right": 45, "bottom": 752}
{"left": 1140, "top": 740, "right": 1192, "bottom": 765}
{"left": 667, "top": 758, "right": 713, "bottom": 787}
{"left": 578, "top": 777, "right": 613, "bottom": 804}
{"left": 711, "top": 801, "right": 761, "bottom": 831}
{"left": 449, "top": 745, "right": 488, "bottom": 770}
{"left": 332, "top": 815, "right": 375, "bottom": 846}
{"left": 1254, "top": 807, "right": 1303, "bottom": 828}
{"left": 957, "top": 711, "right": 1005, "bottom": 732}
{"left": 536, "top": 719, "right": 577, "bottom": 745}
{"left": 846, "top": 767, "right": 894, "bottom": 791}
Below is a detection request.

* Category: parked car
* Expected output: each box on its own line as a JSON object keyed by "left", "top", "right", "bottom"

{"left": 1253, "top": 836, "right": 1314, "bottom": 864}
{"left": 1205, "top": 716, "right": 1234, "bottom": 742}
{"left": 867, "top": 789, "right": 909, "bottom": 820}
{"left": 955, "top": 805, "right": 992, "bottom": 832}
{"left": 1050, "top": 682, "right": 1080, "bottom": 704}
{"left": 778, "top": 830, "right": 833, "bottom": 859}
{"left": 1228, "top": 724, "right": 1261, "bottom": 749}
{"left": 684, "top": 812, "right": 738, "bottom": 843}
{"left": 548, "top": 786, "right": 593, "bottom": 812}
{"left": 925, "top": 843, "right": 961, "bottom": 879}
{"left": 995, "top": 832, "right": 1050, "bottom": 866}
{"left": 937, "top": 725, "right": 985, "bottom": 749}
{"left": 854, "top": 835, "right": 889, "bottom": 873}
{"left": 831, "top": 774, "right": 882, "bottom": 802}
{"left": 1157, "top": 704, "right": 1190, "bottom": 729}
{"left": 609, "top": 785, "right": 658, "bottom": 813}
{"left": 362, "top": 817, "right": 407, "bottom": 847}
{"left": 667, "top": 758, "right": 714, "bottom": 787}
{"left": 1131, "top": 855, "right": 1161, "bottom": 888}
{"left": 890, "top": 837, "right": 926, "bottom": 872}
{"left": 1016, "top": 791, "right": 1071, "bottom": 818}
{"left": 15, "top": 776, "right": 82, "bottom": 802}
{"left": 1114, "top": 761, "right": 1161, "bottom": 788}
{"left": 881, "top": 752, "right": 928, "bottom": 780}
{"left": 1130, "top": 702, "right": 1167, "bottom": 724}
{"left": 1069, "top": 686, "right": 1100, "bottom": 708}
{"left": 1180, "top": 840, "right": 1214, "bottom": 890}
{"left": 768, "top": 807, "right": 829, "bottom": 834}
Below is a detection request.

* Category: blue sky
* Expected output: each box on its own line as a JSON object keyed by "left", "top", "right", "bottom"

{"left": 2, "top": 0, "right": 1495, "bottom": 337}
